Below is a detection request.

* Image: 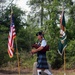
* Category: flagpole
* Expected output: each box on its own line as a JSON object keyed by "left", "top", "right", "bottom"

{"left": 15, "top": 38, "right": 21, "bottom": 75}
{"left": 62, "top": 1, "right": 66, "bottom": 75}
{"left": 11, "top": 6, "right": 20, "bottom": 75}
{"left": 64, "top": 49, "right": 66, "bottom": 75}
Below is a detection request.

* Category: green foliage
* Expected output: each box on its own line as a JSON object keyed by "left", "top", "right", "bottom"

{"left": 66, "top": 40, "right": 75, "bottom": 69}
{"left": 0, "top": 26, "right": 17, "bottom": 65}
{"left": 0, "top": 5, "right": 26, "bottom": 66}
{"left": 20, "top": 51, "right": 37, "bottom": 69}
{"left": 47, "top": 50, "right": 63, "bottom": 69}
{"left": 17, "top": 27, "right": 35, "bottom": 52}
{"left": 0, "top": 0, "right": 75, "bottom": 70}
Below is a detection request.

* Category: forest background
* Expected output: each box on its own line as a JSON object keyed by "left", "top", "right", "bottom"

{"left": 0, "top": 0, "right": 75, "bottom": 72}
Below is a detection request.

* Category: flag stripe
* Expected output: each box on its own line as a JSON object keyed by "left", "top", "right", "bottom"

{"left": 8, "top": 14, "right": 16, "bottom": 58}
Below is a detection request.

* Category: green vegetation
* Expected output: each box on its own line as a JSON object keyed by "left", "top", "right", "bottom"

{"left": 0, "top": 0, "right": 75, "bottom": 70}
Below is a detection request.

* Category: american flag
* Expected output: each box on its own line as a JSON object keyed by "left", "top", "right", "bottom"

{"left": 8, "top": 14, "right": 16, "bottom": 58}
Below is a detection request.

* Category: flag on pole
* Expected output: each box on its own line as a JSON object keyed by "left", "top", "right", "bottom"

{"left": 58, "top": 10, "right": 67, "bottom": 56}
{"left": 8, "top": 14, "right": 16, "bottom": 58}
{"left": 60, "top": 10, "right": 66, "bottom": 31}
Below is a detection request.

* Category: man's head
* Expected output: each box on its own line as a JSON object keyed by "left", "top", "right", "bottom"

{"left": 36, "top": 31, "right": 44, "bottom": 40}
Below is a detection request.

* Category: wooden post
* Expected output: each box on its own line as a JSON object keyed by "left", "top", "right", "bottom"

{"left": 64, "top": 49, "right": 66, "bottom": 75}
{"left": 15, "top": 38, "right": 20, "bottom": 75}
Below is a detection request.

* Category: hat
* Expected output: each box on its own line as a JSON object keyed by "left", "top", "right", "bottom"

{"left": 36, "top": 31, "right": 44, "bottom": 36}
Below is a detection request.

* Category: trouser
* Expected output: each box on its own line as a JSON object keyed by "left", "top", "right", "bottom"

{"left": 32, "top": 62, "right": 52, "bottom": 75}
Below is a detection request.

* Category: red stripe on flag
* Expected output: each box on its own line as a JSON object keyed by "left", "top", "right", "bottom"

{"left": 8, "top": 15, "right": 16, "bottom": 58}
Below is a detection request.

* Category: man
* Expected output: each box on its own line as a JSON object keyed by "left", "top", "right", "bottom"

{"left": 31, "top": 31, "right": 52, "bottom": 75}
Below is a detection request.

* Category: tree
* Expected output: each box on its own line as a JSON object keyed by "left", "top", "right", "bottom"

{"left": 27, "top": 0, "right": 75, "bottom": 69}
{"left": 67, "top": 2, "right": 75, "bottom": 40}
{"left": 0, "top": 4, "right": 27, "bottom": 65}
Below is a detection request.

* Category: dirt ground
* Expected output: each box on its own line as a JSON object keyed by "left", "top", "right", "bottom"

{"left": 0, "top": 68, "right": 75, "bottom": 75}
{"left": 0, "top": 68, "right": 31, "bottom": 75}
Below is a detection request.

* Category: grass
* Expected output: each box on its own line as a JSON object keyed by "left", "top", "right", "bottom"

{"left": 6, "top": 71, "right": 75, "bottom": 75}
{"left": 8, "top": 70, "right": 75, "bottom": 75}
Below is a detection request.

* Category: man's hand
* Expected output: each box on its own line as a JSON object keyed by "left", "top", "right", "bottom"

{"left": 30, "top": 46, "right": 44, "bottom": 54}
{"left": 31, "top": 49, "right": 36, "bottom": 54}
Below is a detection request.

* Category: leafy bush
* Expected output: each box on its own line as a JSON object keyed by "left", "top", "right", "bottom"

{"left": 66, "top": 40, "right": 75, "bottom": 69}
{"left": 47, "top": 50, "right": 63, "bottom": 69}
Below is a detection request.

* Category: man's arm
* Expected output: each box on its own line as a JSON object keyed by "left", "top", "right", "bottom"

{"left": 31, "top": 46, "right": 44, "bottom": 54}
{"left": 31, "top": 40, "right": 47, "bottom": 54}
